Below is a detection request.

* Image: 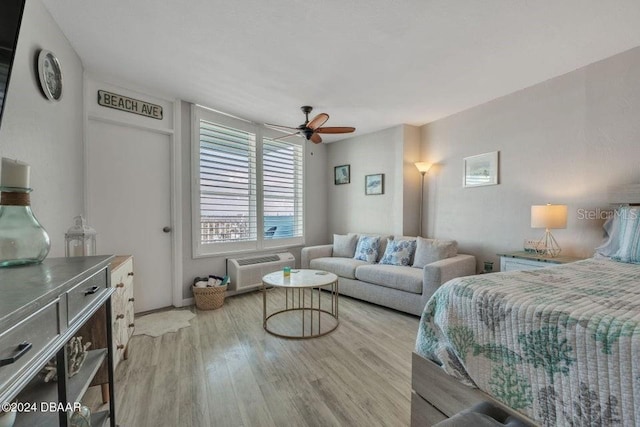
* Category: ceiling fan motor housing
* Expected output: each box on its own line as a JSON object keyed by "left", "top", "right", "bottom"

{"left": 302, "top": 128, "right": 314, "bottom": 140}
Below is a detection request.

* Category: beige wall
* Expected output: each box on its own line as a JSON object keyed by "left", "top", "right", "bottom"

{"left": 421, "top": 46, "right": 640, "bottom": 270}
{"left": 0, "top": 0, "right": 85, "bottom": 257}
{"left": 327, "top": 125, "right": 422, "bottom": 236}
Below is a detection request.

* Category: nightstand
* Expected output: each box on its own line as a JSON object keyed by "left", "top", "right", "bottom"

{"left": 498, "top": 251, "right": 585, "bottom": 272}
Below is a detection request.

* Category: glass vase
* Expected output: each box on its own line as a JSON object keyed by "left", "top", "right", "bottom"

{"left": 0, "top": 187, "right": 50, "bottom": 267}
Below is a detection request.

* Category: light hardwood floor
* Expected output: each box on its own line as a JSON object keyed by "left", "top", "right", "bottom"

{"left": 86, "top": 290, "right": 441, "bottom": 426}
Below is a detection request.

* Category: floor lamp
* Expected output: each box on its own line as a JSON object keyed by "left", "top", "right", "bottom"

{"left": 415, "top": 162, "right": 432, "bottom": 237}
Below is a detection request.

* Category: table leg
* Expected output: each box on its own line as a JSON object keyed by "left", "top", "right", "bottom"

{"left": 262, "top": 282, "right": 266, "bottom": 329}
{"left": 303, "top": 288, "right": 313, "bottom": 335}
{"left": 318, "top": 286, "right": 321, "bottom": 333}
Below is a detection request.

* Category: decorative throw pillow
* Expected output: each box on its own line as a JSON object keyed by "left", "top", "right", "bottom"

{"left": 353, "top": 236, "right": 380, "bottom": 263}
{"left": 412, "top": 237, "right": 458, "bottom": 268}
{"left": 594, "top": 210, "right": 622, "bottom": 258}
{"left": 380, "top": 238, "right": 417, "bottom": 266}
{"left": 611, "top": 207, "right": 640, "bottom": 263}
{"left": 333, "top": 233, "right": 358, "bottom": 258}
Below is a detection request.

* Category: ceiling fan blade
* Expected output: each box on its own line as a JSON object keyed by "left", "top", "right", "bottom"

{"left": 310, "top": 133, "right": 322, "bottom": 144}
{"left": 272, "top": 132, "right": 301, "bottom": 141}
{"left": 306, "top": 113, "right": 329, "bottom": 130}
{"left": 315, "top": 126, "right": 356, "bottom": 134}
{"left": 265, "top": 123, "right": 300, "bottom": 132}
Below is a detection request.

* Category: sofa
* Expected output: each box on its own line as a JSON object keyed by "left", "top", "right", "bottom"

{"left": 301, "top": 233, "right": 476, "bottom": 316}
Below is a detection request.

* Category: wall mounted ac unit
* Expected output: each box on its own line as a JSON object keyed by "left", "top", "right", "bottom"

{"left": 227, "top": 252, "right": 295, "bottom": 294}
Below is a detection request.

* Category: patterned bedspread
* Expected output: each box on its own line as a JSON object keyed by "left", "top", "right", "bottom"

{"left": 416, "top": 258, "right": 640, "bottom": 426}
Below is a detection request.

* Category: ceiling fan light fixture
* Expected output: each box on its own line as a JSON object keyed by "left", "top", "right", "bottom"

{"left": 268, "top": 106, "right": 355, "bottom": 144}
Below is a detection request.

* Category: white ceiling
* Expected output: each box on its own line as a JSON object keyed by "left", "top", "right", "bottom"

{"left": 42, "top": 0, "right": 640, "bottom": 142}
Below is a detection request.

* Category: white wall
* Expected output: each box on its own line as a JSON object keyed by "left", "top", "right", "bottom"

{"left": 180, "top": 101, "right": 328, "bottom": 300}
{"left": 0, "top": 0, "right": 84, "bottom": 257}
{"left": 421, "top": 46, "right": 640, "bottom": 270}
{"left": 326, "top": 125, "right": 422, "bottom": 236}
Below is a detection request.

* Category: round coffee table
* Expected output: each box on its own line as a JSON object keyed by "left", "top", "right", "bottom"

{"left": 262, "top": 269, "right": 339, "bottom": 339}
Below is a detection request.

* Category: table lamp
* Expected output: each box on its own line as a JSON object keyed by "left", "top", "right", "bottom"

{"left": 531, "top": 204, "right": 567, "bottom": 257}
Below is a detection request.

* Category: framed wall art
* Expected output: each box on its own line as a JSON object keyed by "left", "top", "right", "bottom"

{"left": 365, "top": 173, "right": 384, "bottom": 195}
{"left": 463, "top": 151, "right": 499, "bottom": 188}
{"left": 334, "top": 164, "right": 350, "bottom": 185}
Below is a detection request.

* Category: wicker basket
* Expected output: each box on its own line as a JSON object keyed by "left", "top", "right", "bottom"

{"left": 193, "top": 284, "right": 228, "bottom": 310}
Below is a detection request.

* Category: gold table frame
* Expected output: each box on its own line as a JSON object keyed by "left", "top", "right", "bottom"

{"left": 262, "top": 270, "right": 339, "bottom": 339}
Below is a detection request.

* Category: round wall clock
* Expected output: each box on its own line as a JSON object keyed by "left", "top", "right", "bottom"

{"left": 37, "top": 50, "right": 63, "bottom": 101}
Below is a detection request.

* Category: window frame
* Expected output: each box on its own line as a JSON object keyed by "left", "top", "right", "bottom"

{"left": 191, "top": 105, "right": 305, "bottom": 258}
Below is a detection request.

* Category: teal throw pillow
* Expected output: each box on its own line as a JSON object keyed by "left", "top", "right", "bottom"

{"left": 612, "top": 207, "right": 640, "bottom": 263}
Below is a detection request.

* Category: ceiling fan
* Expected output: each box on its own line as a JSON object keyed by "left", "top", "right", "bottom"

{"left": 265, "top": 106, "right": 355, "bottom": 144}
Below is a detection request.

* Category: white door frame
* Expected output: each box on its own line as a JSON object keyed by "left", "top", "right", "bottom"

{"left": 83, "top": 73, "right": 184, "bottom": 308}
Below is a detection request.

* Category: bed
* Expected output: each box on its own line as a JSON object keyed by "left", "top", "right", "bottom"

{"left": 413, "top": 204, "right": 640, "bottom": 426}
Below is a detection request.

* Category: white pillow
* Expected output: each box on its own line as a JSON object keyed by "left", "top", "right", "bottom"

{"left": 412, "top": 237, "right": 458, "bottom": 268}
{"left": 333, "top": 233, "right": 358, "bottom": 258}
{"left": 594, "top": 211, "right": 622, "bottom": 258}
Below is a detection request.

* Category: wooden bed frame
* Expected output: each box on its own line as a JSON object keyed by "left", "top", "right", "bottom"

{"left": 411, "top": 352, "right": 539, "bottom": 426}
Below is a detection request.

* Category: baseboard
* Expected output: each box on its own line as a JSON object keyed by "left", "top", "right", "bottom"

{"left": 181, "top": 297, "right": 194, "bottom": 306}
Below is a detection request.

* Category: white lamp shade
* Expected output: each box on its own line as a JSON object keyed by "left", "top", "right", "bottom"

{"left": 531, "top": 204, "right": 568, "bottom": 229}
{"left": 415, "top": 162, "right": 432, "bottom": 174}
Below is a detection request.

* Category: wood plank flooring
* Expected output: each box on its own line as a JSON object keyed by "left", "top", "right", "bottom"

{"left": 85, "top": 290, "right": 445, "bottom": 426}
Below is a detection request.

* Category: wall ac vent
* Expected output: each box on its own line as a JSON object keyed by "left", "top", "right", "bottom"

{"left": 227, "top": 252, "right": 295, "bottom": 293}
{"left": 236, "top": 255, "right": 280, "bottom": 266}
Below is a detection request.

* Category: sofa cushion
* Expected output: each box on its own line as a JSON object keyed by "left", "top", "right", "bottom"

{"left": 355, "top": 264, "right": 423, "bottom": 294}
{"left": 412, "top": 237, "right": 458, "bottom": 268}
{"left": 310, "top": 257, "right": 368, "bottom": 280}
{"left": 333, "top": 233, "right": 358, "bottom": 258}
{"left": 355, "top": 233, "right": 392, "bottom": 262}
{"left": 354, "top": 235, "right": 380, "bottom": 263}
{"left": 380, "top": 238, "right": 417, "bottom": 266}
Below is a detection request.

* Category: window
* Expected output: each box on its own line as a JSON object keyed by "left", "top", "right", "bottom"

{"left": 192, "top": 105, "right": 304, "bottom": 256}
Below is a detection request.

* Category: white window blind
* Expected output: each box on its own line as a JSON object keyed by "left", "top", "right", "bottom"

{"left": 199, "top": 120, "right": 257, "bottom": 244}
{"left": 263, "top": 138, "right": 304, "bottom": 240}
{"left": 192, "top": 105, "right": 305, "bottom": 257}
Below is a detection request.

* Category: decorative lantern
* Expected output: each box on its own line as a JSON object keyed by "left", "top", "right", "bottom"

{"left": 65, "top": 216, "right": 97, "bottom": 257}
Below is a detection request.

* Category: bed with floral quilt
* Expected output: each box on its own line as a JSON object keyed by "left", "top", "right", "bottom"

{"left": 415, "top": 258, "right": 640, "bottom": 426}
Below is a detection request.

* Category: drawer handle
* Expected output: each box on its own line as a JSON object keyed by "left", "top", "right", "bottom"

{"left": 85, "top": 286, "right": 100, "bottom": 296}
{"left": 116, "top": 314, "right": 124, "bottom": 320}
{"left": 128, "top": 298, "right": 135, "bottom": 302}
{"left": 117, "top": 344, "right": 125, "bottom": 350}
{"left": 127, "top": 272, "right": 134, "bottom": 277}
{"left": 0, "top": 342, "right": 33, "bottom": 367}
{"left": 129, "top": 323, "right": 135, "bottom": 328}
{"left": 115, "top": 283, "right": 125, "bottom": 288}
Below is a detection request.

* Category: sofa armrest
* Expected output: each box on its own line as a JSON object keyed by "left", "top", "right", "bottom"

{"left": 301, "top": 244, "right": 333, "bottom": 268}
{"left": 422, "top": 254, "right": 476, "bottom": 295}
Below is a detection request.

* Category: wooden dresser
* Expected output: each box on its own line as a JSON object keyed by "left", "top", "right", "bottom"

{"left": 83, "top": 256, "right": 135, "bottom": 404}
{"left": 0, "top": 256, "right": 117, "bottom": 426}
{"left": 110, "top": 255, "right": 134, "bottom": 367}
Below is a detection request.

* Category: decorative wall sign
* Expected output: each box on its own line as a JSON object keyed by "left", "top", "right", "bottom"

{"left": 97, "top": 90, "right": 163, "bottom": 120}
{"left": 463, "top": 151, "right": 499, "bottom": 188}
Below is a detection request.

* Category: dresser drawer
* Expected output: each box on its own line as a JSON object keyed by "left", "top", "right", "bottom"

{"left": 0, "top": 299, "right": 60, "bottom": 391}
{"left": 67, "top": 269, "right": 108, "bottom": 326}
{"left": 112, "top": 257, "right": 133, "bottom": 290}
